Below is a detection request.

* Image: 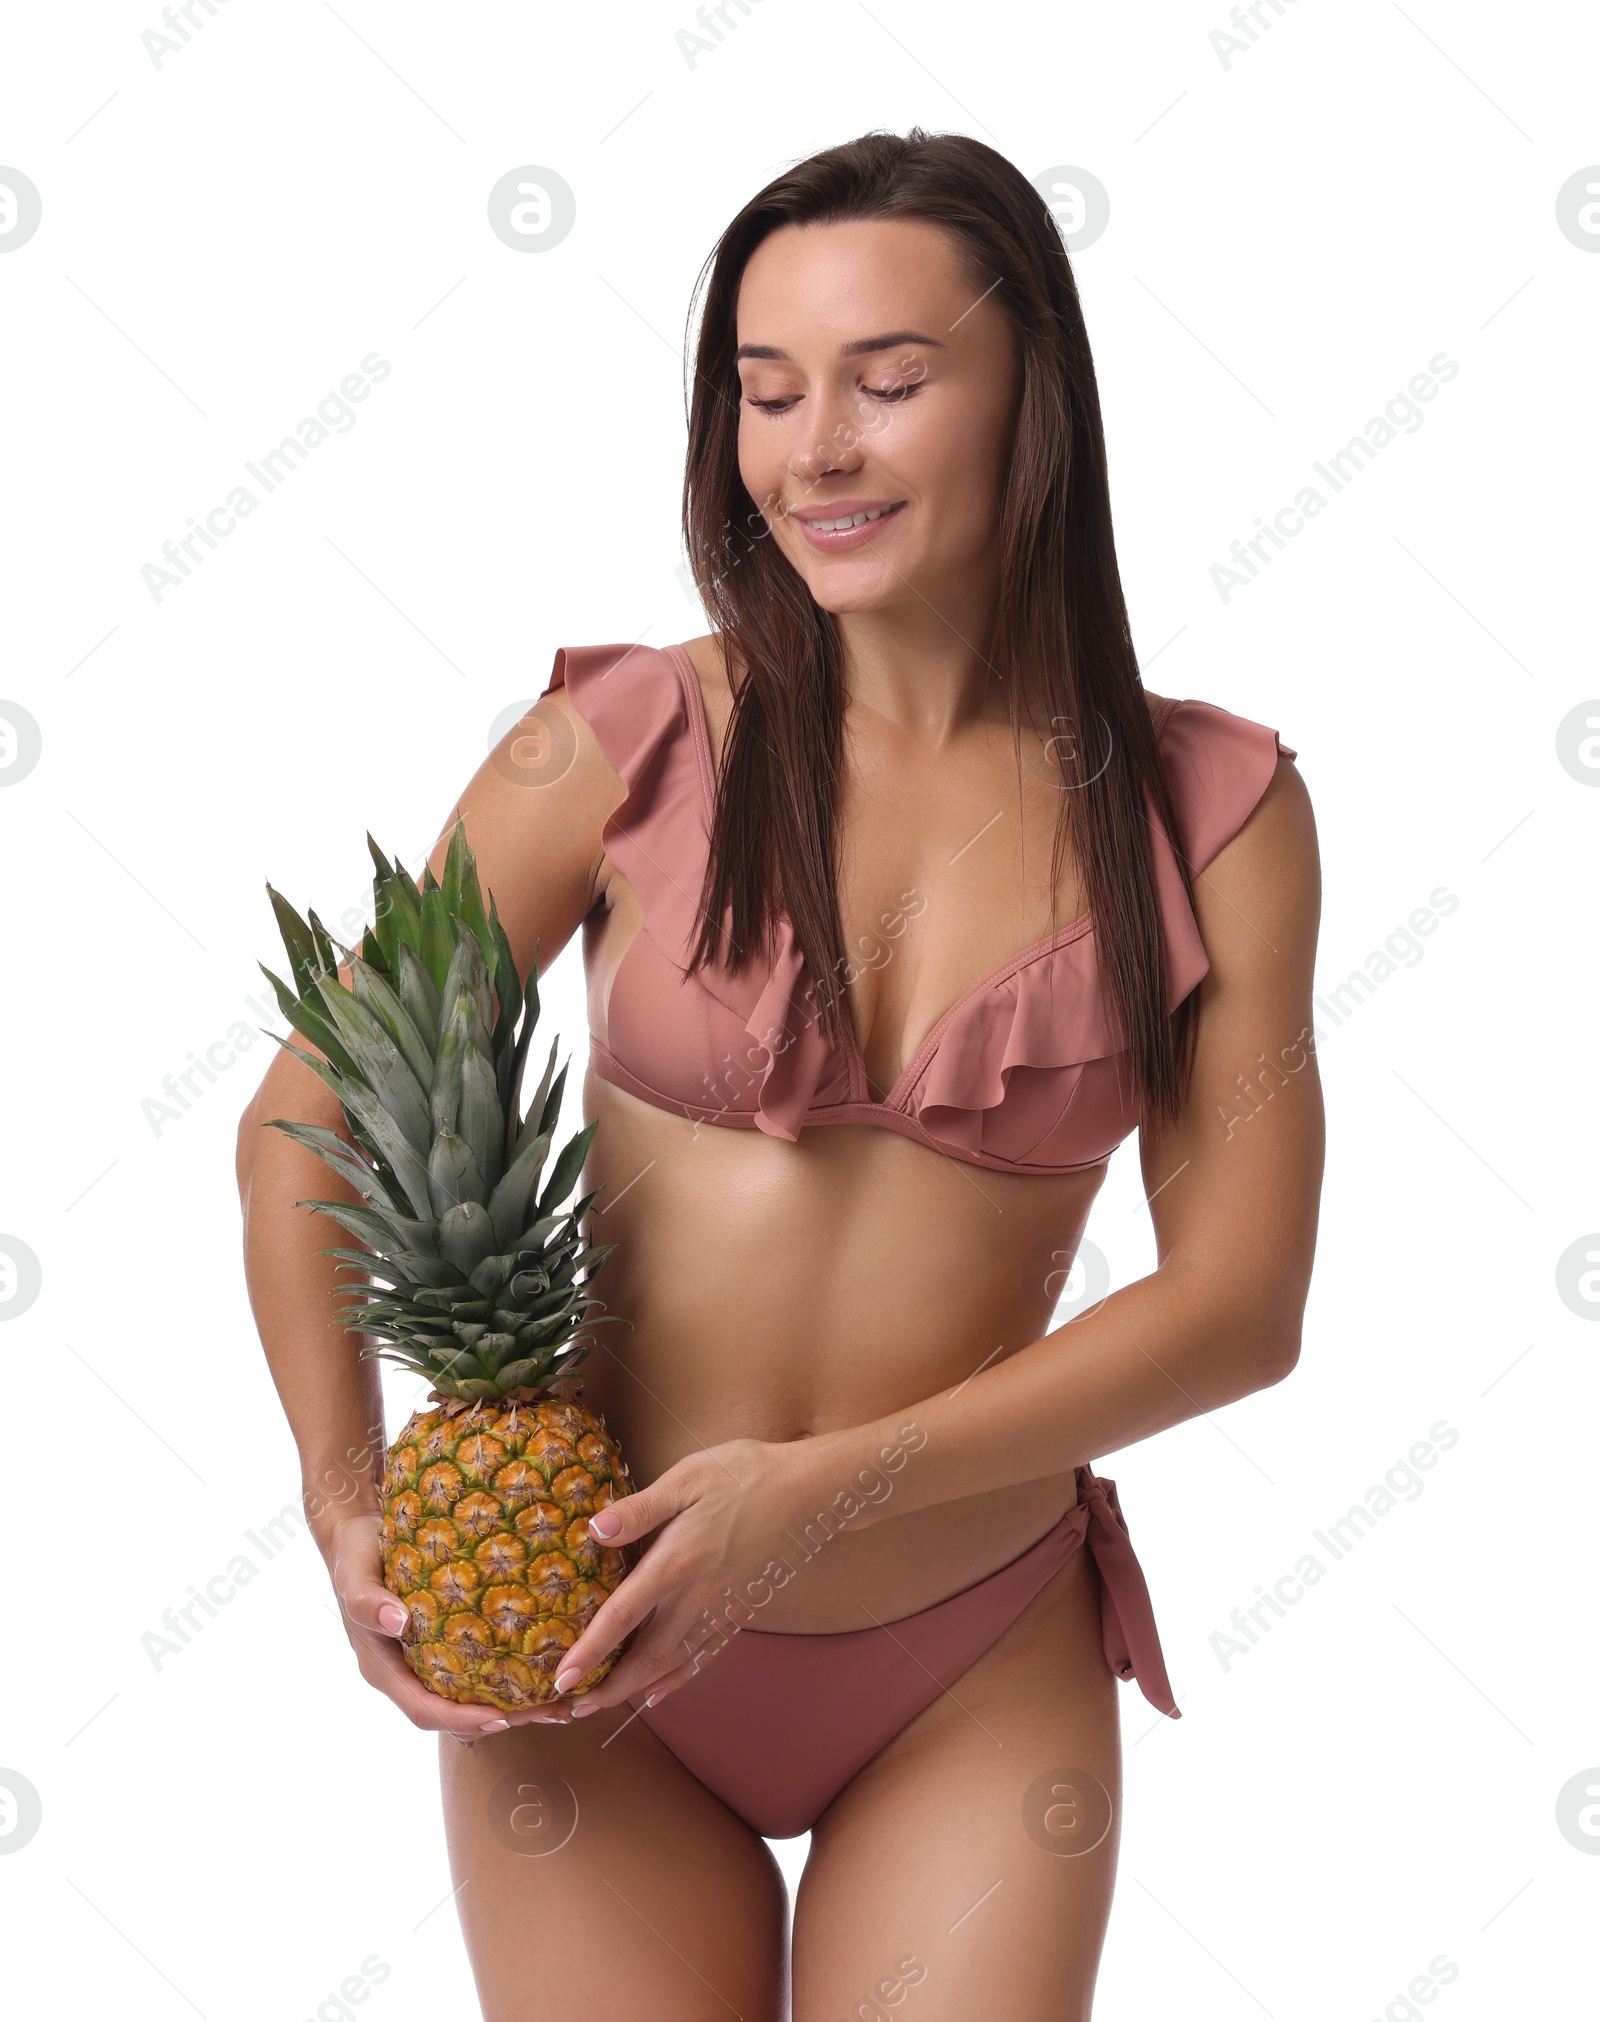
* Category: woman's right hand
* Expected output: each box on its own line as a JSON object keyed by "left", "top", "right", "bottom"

{"left": 320, "top": 1510, "right": 566, "bottom": 1744}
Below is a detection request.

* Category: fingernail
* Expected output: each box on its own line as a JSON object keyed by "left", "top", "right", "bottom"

{"left": 588, "top": 1511, "right": 619, "bottom": 1539}
{"left": 645, "top": 1693, "right": 661, "bottom": 1708}
{"left": 571, "top": 1700, "right": 598, "bottom": 1717}
{"left": 553, "top": 1665, "right": 582, "bottom": 1693}
{"left": 480, "top": 1719, "right": 509, "bottom": 1733}
{"left": 378, "top": 1602, "right": 407, "bottom": 1634}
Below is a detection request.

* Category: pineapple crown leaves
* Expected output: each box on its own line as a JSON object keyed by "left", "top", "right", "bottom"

{"left": 254, "top": 817, "right": 621, "bottom": 1399}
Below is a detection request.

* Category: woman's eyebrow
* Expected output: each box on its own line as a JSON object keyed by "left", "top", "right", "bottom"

{"left": 734, "top": 329, "right": 945, "bottom": 362}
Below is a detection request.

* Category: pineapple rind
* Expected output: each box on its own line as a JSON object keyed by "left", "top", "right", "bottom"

{"left": 380, "top": 1395, "right": 636, "bottom": 1710}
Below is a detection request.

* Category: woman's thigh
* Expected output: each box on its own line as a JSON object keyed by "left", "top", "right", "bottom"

{"left": 792, "top": 1543, "right": 1123, "bottom": 2022}
{"left": 439, "top": 1708, "right": 788, "bottom": 2021}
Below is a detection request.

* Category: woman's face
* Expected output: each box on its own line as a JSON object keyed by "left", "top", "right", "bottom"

{"left": 733, "top": 218, "right": 1022, "bottom": 621}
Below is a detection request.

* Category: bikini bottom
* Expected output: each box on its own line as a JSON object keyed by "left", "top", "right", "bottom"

{"left": 624, "top": 1464, "right": 1181, "bottom": 1839}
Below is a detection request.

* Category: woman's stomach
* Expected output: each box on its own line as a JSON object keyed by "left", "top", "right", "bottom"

{"left": 568, "top": 1074, "right": 1109, "bottom": 1633}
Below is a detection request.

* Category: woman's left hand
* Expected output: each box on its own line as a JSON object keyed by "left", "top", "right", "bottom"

{"left": 547, "top": 1432, "right": 849, "bottom": 1716}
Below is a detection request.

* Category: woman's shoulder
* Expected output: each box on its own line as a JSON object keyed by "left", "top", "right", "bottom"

{"left": 1141, "top": 685, "right": 1305, "bottom": 876}
{"left": 539, "top": 632, "right": 734, "bottom": 712}
{"left": 532, "top": 636, "right": 725, "bottom": 850}
{"left": 674, "top": 631, "right": 739, "bottom": 686}
{"left": 673, "top": 632, "right": 740, "bottom": 766}
{"left": 535, "top": 638, "right": 702, "bottom": 777}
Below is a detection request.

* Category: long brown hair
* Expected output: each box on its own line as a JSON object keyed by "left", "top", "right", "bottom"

{"left": 681, "top": 127, "right": 1198, "bottom": 1126}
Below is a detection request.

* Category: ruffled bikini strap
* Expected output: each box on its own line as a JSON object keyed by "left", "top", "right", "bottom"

{"left": 1155, "top": 695, "right": 1298, "bottom": 874}
{"left": 1150, "top": 695, "right": 1298, "bottom": 1007}
{"left": 539, "top": 642, "right": 712, "bottom": 974}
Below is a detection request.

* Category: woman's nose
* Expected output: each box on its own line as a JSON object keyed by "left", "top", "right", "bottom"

{"left": 789, "top": 389, "right": 871, "bottom": 487}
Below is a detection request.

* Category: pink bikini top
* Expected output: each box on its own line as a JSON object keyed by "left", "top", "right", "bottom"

{"left": 540, "top": 641, "right": 1296, "bottom": 1176}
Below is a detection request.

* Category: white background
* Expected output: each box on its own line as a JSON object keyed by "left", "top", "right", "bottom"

{"left": 2, "top": 1, "right": 1596, "bottom": 2016}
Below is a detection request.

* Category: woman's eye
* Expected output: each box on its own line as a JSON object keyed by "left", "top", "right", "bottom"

{"left": 748, "top": 382, "right": 926, "bottom": 414}
{"left": 742, "top": 382, "right": 923, "bottom": 414}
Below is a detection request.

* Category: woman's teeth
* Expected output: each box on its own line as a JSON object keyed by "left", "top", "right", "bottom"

{"left": 808, "top": 505, "right": 899, "bottom": 530}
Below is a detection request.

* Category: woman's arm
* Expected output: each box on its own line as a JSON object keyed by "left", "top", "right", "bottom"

{"left": 235, "top": 1064, "right": 390, "bottom": 1535}
{"left": 234, "top": 685, "right": 620, "bottom": 1733}
{"left": 555, "top": 754, "right": 1322, "bottom": 1712}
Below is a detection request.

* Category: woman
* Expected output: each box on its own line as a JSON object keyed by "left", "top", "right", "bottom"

{"left": 238, "top": 128, "right": 1322, "bottom": 2020}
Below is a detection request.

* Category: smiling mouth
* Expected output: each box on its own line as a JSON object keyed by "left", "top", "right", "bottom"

{"left": 789, "top": 500, "right": 907, "bottom": 551}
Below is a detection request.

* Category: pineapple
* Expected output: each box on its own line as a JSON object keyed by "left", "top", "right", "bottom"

{"left": 257, "top": 817, "right": 635, "bottom": 1710}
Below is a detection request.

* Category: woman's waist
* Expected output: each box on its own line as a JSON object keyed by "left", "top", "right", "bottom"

{"left": 583, "top": 1295, "right": 1062, "bottom": 1456}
